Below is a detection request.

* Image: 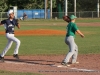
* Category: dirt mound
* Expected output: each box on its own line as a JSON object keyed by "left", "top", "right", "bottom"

{"left": 0, "top": 29, "right": 66, "bottom": 36}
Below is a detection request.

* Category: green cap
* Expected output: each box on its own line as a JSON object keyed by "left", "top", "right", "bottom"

{"left": 70, "top": 15, "right": 77, "bottom": 20}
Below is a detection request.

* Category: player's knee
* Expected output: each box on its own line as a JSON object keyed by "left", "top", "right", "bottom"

{"left": 16, "top": 40, "right": 21, "bottom": 45}
{"left": 69, "top": 50, "right": 75, "bottom": 54}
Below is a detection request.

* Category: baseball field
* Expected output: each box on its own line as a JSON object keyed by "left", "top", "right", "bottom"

{"left": 0, "top": 18, "right": 100, "bottom": 75}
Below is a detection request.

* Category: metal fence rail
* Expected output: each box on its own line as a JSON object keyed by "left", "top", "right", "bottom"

{"left": 0, "top": 11, "right": 100, "bottom": 20}
{"left": 52, "top": 11, "right": 100, "bottom": 19}
{"left": 0, "top": 12, "right": 7, "bottom": 20}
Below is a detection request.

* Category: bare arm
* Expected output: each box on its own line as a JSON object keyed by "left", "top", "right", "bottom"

{"left": 16, "top": 19, "right": 20, "bottom": 29}
{"left": 76, "top": 30, "right": 84, "bottom": 38}
{"left": 0, "top": 23, "right": 3, "bottom": 25}
{"left": 17, "top": 24, "right": 20, "bottom": 29}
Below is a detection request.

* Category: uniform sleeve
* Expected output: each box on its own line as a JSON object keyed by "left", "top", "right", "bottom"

{"left": 73, "top": 23, "right": 78, "bottom": 31}
{"left": 1, "top": 20, "right": 6, "bottom": 24}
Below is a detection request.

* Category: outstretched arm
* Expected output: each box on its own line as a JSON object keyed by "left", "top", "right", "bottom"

{"left": 17, "top": 24, "right": 20, "bottom": 29}
{"left": 0, "top": 23, "right": 3, "bottom": 26}
{"left": 76, "top": 30, "right": 85, "bottom": 38}
{"left": 0, "top": 20, "right": 5, "bottom": 26}
{"left": 16, "top": 19, "right": 20, "bottom": 29}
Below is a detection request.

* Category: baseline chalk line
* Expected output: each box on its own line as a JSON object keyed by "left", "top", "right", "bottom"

{"left": 5, "top": 61, "right": 35, "bottom": 65}
{"left": 51, "top": 64, "right": 99, "bottom": 72}
{"left": 70, "top": 68, "right": 100, "bottom": 72}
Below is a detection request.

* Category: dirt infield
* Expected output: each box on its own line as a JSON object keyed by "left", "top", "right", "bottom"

{"left": 0, "top": 54, "right": 100, "bottom": 75}
{"left": 0, "top": 29, "right": 94, "bottom": 36}
{"left": 0, "top": 22, "right": 99, "bottom": 36}
{"left": 15, "top": 29, "right": 66, "bottom": 36}
{"left": 0, "top": 29, "right": 66, "bottom": 36}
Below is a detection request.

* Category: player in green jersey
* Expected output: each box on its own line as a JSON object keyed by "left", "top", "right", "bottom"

{"left": 62, "top": 15, "right": 84, "bottom": 66}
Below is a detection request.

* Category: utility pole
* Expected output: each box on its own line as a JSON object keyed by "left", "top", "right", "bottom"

{"left": 45, "top": 0, "right": 47, "bottom": 19}
{"left": 97, "top": 0, "right": 99, "bottom": 18}
{"left": 65, "top": 0, "right": 68, "bottom": 16}
{"left": 50, "top": 0, "right": 52, "bottom": 19}
{"left": 74, "top": 0, "right": 76, "bottom": 16}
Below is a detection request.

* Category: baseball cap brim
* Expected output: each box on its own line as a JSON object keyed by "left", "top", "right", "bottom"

{"left": 70, "top": 15, "right": 77, "bottom": 20}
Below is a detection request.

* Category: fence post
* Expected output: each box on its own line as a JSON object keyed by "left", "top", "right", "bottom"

{"left": 92, "top": 11, "right": 93, "bottom": 18}
{"left": 50, "top": 0, "right": 52, "bottom": 19}
{"left": 97, "top": 0, "right": 99, "bottom": 18}
{"left": 74, "top": 0, "right": 76, "bottom": 16}
{"left": 65, "top": 0, "right": 68, "bottom": 16}
{"left": 79, "top": 12, "right": 80, "bottom": 18}
{"left": 1, "top": 12, "right": 2, "bottom": 20}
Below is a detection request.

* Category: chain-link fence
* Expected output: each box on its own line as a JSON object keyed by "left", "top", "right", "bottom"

{"left": 0, "top": 12, "right": 7, "bottom": 20}
{"left": 0, "top": 11, "right": 100, "bottom": 20}
{"left": 52, "top": 11, "right": 100, "bottom": 19}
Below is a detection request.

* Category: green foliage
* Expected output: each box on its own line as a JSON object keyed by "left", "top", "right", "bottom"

{"left": 17, "top": 0, "right": 45, "bottom": 9}
{"left": 0, "top": 0, "right": 8, "bottom": 12}
{"left": 0, "top": 0, "right": 98, "bottom": 12}
{"left": 68, "top": 0, "right": 97, "bottom": 12}
{"left": 76, "top": 0, "right": 97, "bottom": 11}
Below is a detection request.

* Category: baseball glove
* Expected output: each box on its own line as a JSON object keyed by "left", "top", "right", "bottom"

{"left": 63, "top": 16, "right": 71, "bottom": 23}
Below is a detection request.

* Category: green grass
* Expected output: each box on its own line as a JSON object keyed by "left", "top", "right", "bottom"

{"left": 0, "top": 19, "right": 100, "bottom": 55}
{"left": 15, "top": 18, "right": 100, "bottom": 27}
{"left": 0, "top": 70, "right": 42, "bottom": 75}
{"left": 19, "top": 18, "right": 100, "bottom": 23}
{"left": 76, "top": 18, "right": 100, "bottom": 23}
{"left": 0, "top": 25, "right": 100, "bottom": 55}
{"left": 0, "top": 19, "right": 100, "bottom": 75}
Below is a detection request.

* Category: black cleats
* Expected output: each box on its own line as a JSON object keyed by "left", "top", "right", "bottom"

{"left": 0, "top": 56, "right": 4, "bottom": 62}
{"left": 13, "top": 54, "right": 19, "bottom": 60}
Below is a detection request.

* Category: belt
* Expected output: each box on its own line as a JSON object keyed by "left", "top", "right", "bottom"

{"left": 6, "top": 32, "right": 14, "bottom": 34}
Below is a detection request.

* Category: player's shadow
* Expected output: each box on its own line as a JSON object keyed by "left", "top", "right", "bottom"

{"left": 5, "top": 59, "right": 60, "bottom": 66}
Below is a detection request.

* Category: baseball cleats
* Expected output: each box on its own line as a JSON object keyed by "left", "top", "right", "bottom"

{"left": 0, "top": 56, "right": 4, "bottom": 62}
{"left": 70, "top": 61, "right": 79, "bottom": 64}
{"left": 61, "top": 61, "right": 70, "bottom": 67}
{"left": 13, "top": 54, "right": 19, "bottom": 60}
{"left": 72, "top": 61, "right": 79, "bottom": 64}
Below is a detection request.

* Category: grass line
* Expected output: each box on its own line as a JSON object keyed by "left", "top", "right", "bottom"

{"left": 0, "top": 70, "right": 42, "bottom": 75}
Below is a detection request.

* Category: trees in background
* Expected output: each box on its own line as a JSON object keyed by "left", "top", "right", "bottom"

{"left": 0, "top": 0, "right": 98, "bottom": 12}
{"left": 0, "top": 0, "right": 8, "bottom": 12}
{"left": 76, "top": 0, "right": 97, "bottom": 11}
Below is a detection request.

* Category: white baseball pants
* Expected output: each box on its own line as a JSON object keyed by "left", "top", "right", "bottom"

{"left": 1, "top": 33, "right": 20, "bottom": 57}
{"left": 64, "top": 36, "right": 78, "bottom": 63}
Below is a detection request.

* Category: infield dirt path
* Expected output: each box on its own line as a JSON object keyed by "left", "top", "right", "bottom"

{"left": 0, "top": 54, "right": 100, "bottom": 75}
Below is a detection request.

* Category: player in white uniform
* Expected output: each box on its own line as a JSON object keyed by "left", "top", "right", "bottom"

{"left": 0, "top": 10, "right": 21, "bottom": 62}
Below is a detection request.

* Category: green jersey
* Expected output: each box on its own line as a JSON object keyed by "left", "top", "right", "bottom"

{"left": 66, "top": 22, "right": 78, "bottom": 37}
